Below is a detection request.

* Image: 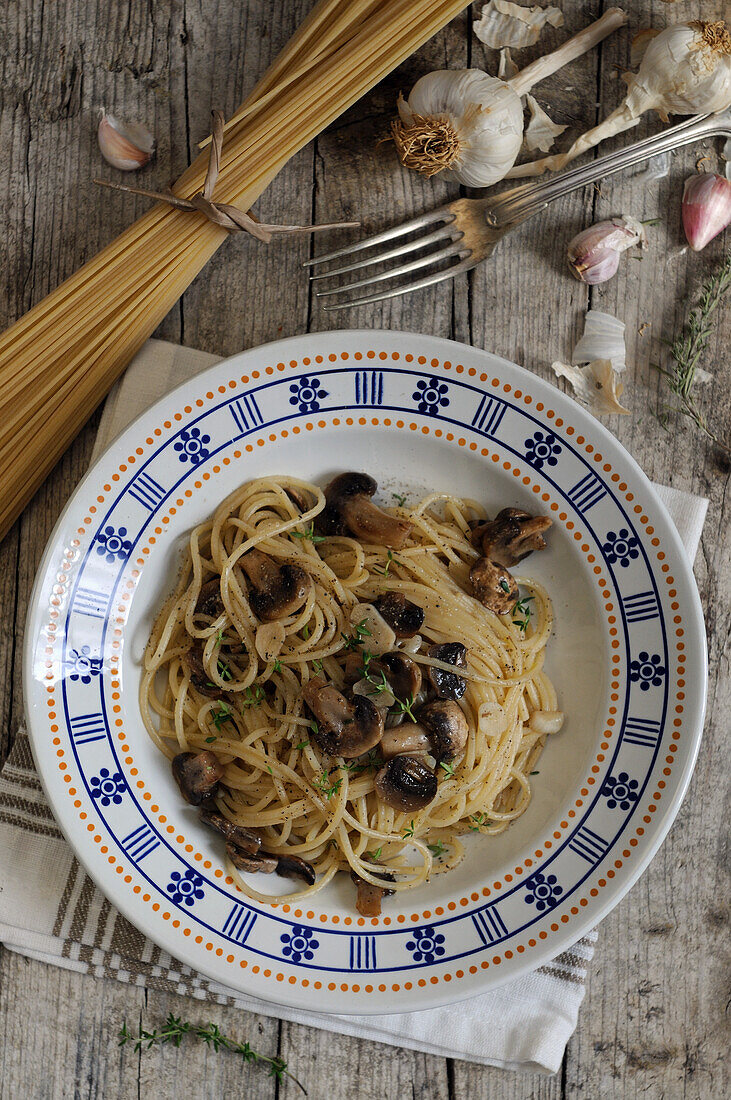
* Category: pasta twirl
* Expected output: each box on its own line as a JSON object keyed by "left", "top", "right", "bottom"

{"left": 141, "top": 475, "right": 562, "bottom": 909}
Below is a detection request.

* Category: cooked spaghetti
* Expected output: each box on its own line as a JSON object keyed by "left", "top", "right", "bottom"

{"left": 141, "top": 473, "right": 563, "bottom": 911}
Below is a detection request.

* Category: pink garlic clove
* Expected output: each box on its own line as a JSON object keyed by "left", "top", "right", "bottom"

{"left": 567, "top": 216, "right": 646, "bottom": 285}
{"left": 681, "top": 173, "right": 731, "bottom": 252}
{"left": 97, "top": 111, "right": 155, "bottom": 171}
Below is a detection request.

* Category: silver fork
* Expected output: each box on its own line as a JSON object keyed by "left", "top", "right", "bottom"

{"left": 306, "top": 111, "right": 731, "bottom": 310}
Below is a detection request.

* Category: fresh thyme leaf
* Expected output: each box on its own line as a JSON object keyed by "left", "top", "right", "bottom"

{"left": 402, "top": 820, "right": 415, "bottom": 840}
{"left": 391, "top": 491, "right": 408, "bottom": 507}
{"left": 217, "top": 659, "right": 233, "bottom": 682}
{"left": 367, "top": 846, "right": 383, "bottom": 861}
{"left": 211, "top": 702, "right": 233, "bottom": 729}
{"left": 119, "top": 1014, "right": 306, "bottom": 1093}
{"left": 393, "top": 692, "right": 417, "bottom": 723}
{"left": 427, "top": 839, "right": 447, "bottom": 858}
{"left": 295, "top": 739, "right": 310, "bottom": 750}
{"left": 373, "top": 550, "right": 397, "bottom": 577}
{"left": 439, "top": 759, "right": 455, "bottom": 779}
{"left": 512, "top": 594, "right": 534, "bottom": 633}
{"left": 266, "top": 765, "right": 273, "bottom": 775}
{"left": 499, "top": 579, "right": 510, "bottom": 594}
{"left": 291, "top": 523, "right": 327, "bottom": 544}
{"left": 312, "top": 658, "right": 323, "bottom": 674}
{"left": 308, "top": 718, "right": 319, "bottom": 736}
{"left": 656, "top": 249, "right": 731, "bottom": 450}
{"left": 530, "top": 770, "right": 540, "bottom": 775}
{"left": 341, "top": 618, "right": 372, "bottom": 650}
{"left": 272, "top": 658, "right": 282, "bottom": 673}
{"left": 302, "top": 623, "right": 310, "bottom": 640}
{"left": 204, "top": 735, "right": 217, "bottom": 743}
{"left": 242, "top": 684, "right": 264, "bottom": 708}
{"left": 469, "top": 811, "right": 489, "bottom": 832}
{"left": 313, "top": 771, "right": 343, "bottom": 799}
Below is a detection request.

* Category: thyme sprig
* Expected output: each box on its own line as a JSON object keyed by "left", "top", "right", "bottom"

{"left": 119, "top": 1015, "right": 305, "bottom": 1093}
{"left": 341, "top": 618, "right": 372, "bottom": 650}
{"left": 656, "top": 250, "right": 731, "bottom": 450}
{"left": 290, "top": 522, "right": 327, "bottom": 544}
{"left": 512, "top": 594, "right": 534, "bottom": 633}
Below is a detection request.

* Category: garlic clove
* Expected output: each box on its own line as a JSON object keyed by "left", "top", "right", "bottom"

{"left": 567, "top": 216, "right": 646, "bottom": 286}
{"left": 98, "top": 111, "right": 155, "bottom": 171}
{"left": 681, "top": 172, "right": 731, "bottom": 252}
{"left": 474, "top": 0, "right": 563, "bottom": 51}
{"left": 552, "top": 359, "right": 630, "bottom": 416}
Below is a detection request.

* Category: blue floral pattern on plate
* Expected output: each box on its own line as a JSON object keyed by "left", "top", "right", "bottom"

{"left": 166, "top": 869, "right": 205, "bottom": 907}
{"left": 89, "top": 768, "right": 126, "bottom": 806}
{"left": 65, "top": 645, "right": 103, "bottom": 684}
{"left": 602, "top": 772, "right": 639, "bottom": 811}
{"left": 412, "top": 379, "right": 450, "bottom": 416}
{"left": 524, "top": 871, "right": 563, "bottom": 911}
{"left": 96, "top": 526, "right": 132, "bottom": 563}
{"left": 630, "top": 652, "right": 666, "bottom": 690}
{"left": 406, "top": 926, "right": 446, "bottom": 963}
{"left": 524, "top": 431, "right": 561, "bottom": 470}
{"left": 602, "top": 528, "right": 640, "bottom": 567}
{"left": 289, "top": 376, "right": 328, "bottom": 414}
{"left": 173, "top": 427, "right": 211, "bottom": 465}
{"left": 281, "top": 925, "right": 319, "bottom": 963}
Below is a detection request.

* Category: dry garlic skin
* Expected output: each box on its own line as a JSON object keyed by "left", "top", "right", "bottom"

{"left": 397, "top": 69, "right": 524, "bottom": 187}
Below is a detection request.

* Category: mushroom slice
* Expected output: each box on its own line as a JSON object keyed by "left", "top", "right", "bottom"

{"left": 227, "top": 844, "right": 278, "bottom": 874}
{"left": 183, "top": 644, "right": 224, "bottom": 698}
{"left": 172, "top": 751, "right": 225, "bottom": 805}
{"left": 380, "top": 651, "right": 422, "bottom": 701}
{"left": 316, "top": 473, "right": 412, "bottom": 548}
{"left": 303, "top": 677, "right": 384, "bottom": 758}
{"left": 418, "top": 700, "right": 469, "bottom": 762}
{"left": 276, "top": 853, "right": 317, "bottom": 886}
{"left": 199, "top": 806, "right": 261, "bottom": 855}
{"left": 380, "top": 722, "right": 431, "bottom": 760}
{"left": 240, "top": 547, "right": 313, "bottom": 622}
{"left": 469, "top": 557, "right": 519, "bottom": 614}
{"left": 427, "top": 642, "right": 467, "bottom": 700}
{"left": 195, "top": 578, "right": 225, "bottom": 619}
{"left": 472, "top": 507, "right": 552, "bottom": 566}
{"left": 373, "top": 592, "right": 424, "bottom": 638}
{"left": 350, "top": 869, "right": 396, "bottom": 917}
{"left": 284, "top": 485, "right": 312, "bottom": 513}
{"left": 374, "top": 755, "right": 438, "bottom": 811}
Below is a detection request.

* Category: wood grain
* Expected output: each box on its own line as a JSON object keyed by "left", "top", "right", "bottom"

{"left": 0, "top": 0, "right": 729, "bottom": 1097}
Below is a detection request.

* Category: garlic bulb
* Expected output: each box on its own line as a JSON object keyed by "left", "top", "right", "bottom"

{"left": 392, "top": 9, "right": 627, "bottom": 187}
{"left": 510, "top": 21, "right": 731, "bottom": 178}
{"left": 567, "top": 216, "right": 647, "bottom": 285}
{"left": 394, "top": 70, "right": 524, "bottom": 186}
{"left": 97, "top": 111, "right": 155, "bottom": 171}
{"left": 681, "top": 173, "right": 731, "bottom": 251}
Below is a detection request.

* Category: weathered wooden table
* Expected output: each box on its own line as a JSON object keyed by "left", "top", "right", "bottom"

{"left": 1, "top": 2, "right": 728, "bottom": 1096}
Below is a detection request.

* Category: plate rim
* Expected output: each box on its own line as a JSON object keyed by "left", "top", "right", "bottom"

{"left": 23, "top": 328, "right": 708, "bottom": 1013}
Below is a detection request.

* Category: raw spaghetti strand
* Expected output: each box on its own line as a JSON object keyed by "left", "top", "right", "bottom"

{"left": 141, "top": 476, "right": 561, "bottom": 906}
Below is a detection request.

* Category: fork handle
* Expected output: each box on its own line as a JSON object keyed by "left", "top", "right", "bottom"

{"left": 488, "top": 112, "right": 731, "bottom": 226}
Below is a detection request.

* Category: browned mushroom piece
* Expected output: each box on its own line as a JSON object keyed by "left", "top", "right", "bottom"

{"left": 199, "top": 806, "right": 262, "bottom": 855}
{"left": 379, "top": 722, "right": 431, "bottom": 760}
{"left": 172, "top": 751, "right": 225, "bottom": 805}
{"left": 227, "top": 844, "right": 278, "bottom": 874}
{"left": 469, "top": 557, "right": 520, "bottom": 614}
{"left": 194, "top": 578, "right": 225, "bottom": 619}
{"left": 472, "top": 507, "right": 552, "bottom": 567}
{"left": 374, "top": 755, "right": 438, "bottom": 811}
{"left": 276, "top": 853, "right": 317, "bottom": 886}
{"left": 373, "top": 592, "right": 424, "bottom": 638}
{"left": 285, "top": 485, "right": 312, "bottom": 513}
{"left": 240, "top": 547, "right": 313, "bottom": 622}
{"left": 427, "top": 642, "right": 467, "bottom": 700}
{"left": 417, "top": 700, "right": 469, "bottom": 762}
{"left": 303, "top": 677, "right": 384, "bottom": 758}
{"left": 315, "top": 473, "right": 412, "bottom": 549}
{"left": 350, "top": 869, "right": 396, "bottom": 917}
{"left": 183, "top": 644, "right": 223, "bottom": 698}
{"left": 379, "top": 651, "right": 422, "bottom": 701}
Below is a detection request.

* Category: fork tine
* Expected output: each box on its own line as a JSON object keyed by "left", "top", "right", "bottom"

{"left": 303, "top": 207, "right": 455, "bottom": 268}
{"left": 309, "top": 225, "right": 459, "bottom": 282}
{"left": 315, "top": 242, "right": 470, "bottom": 298}
{"left": 321, "top": 256, "right": 479, "bottom": 311}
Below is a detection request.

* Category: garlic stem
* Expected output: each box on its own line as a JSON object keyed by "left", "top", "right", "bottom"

{"left": 508, "top": 8, "right": 628, "bottom": 99}
{"left": 507, "top": 102, "right": 642, "bottom": 177}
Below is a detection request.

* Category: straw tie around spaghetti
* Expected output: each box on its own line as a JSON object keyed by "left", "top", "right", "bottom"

{"left": 94, "top": 110, "right": 359, "bottom": 244}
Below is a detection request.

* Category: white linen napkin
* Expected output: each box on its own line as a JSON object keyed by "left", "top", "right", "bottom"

{"left": 0, "top": 339, "right": 708, "bottom": 1074}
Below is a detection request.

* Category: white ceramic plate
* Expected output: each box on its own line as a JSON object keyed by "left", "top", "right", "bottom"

{"left": 24, "top": 330, "right": 706, "bottom": 1014}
